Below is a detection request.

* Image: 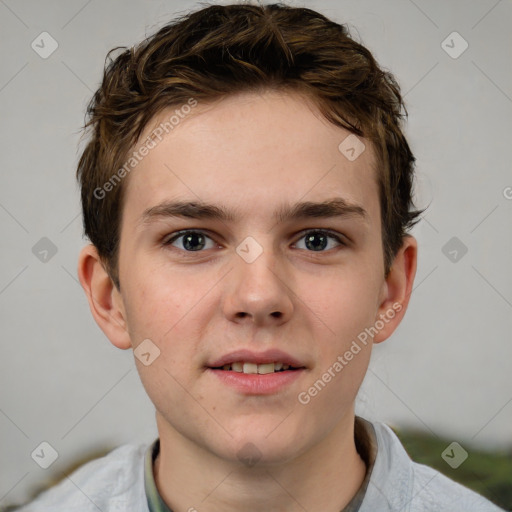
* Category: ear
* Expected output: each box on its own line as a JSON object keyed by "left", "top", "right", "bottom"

{"left": 77, "top": 244, "right": 132, "bottom": 350}
{"left": 373, "top": 236, "right": 417, "bottom": 344}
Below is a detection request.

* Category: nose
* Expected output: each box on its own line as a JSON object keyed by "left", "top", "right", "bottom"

{"left": 222, "top": 244, "right": 294, "bottom": 326}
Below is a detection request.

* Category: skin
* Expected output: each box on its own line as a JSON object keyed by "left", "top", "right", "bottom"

{"left": 78, "top": 89, "right": 417, "bottom": 511}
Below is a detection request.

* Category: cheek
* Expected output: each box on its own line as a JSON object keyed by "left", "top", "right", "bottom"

{"left": 123, "top": 274, "right": 210, "bottom": 409}
{"left": 122, "top": 261, "right": 195, "bottom": 336}
{"left": 293, "top": 265, "right": 380, "bottom": 408}
{"left": 122, "top": 266, "right": 220, "bottom": 375}
{"left": 301, "top": 267, "right": 381, "bottom": 344}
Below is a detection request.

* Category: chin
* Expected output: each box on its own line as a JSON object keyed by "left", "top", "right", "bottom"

{"left": 224, "top": 422, "right": 311, "bottom": 467}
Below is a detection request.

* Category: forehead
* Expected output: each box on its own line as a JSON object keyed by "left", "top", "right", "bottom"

{"left": 121, "top": 90, "right": 379, "bottom": 226}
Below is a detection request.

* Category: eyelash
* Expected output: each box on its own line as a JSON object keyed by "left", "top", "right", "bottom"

{"left": 162, "top": 229, "right": 347, "bottom": 253}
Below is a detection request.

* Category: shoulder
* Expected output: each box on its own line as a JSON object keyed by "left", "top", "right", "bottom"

{"left": 408, "top": 457, "right": 504, "bottom": 511}
{"left": 360, "top": 419, "right": 504, "bottom": 512}
{"left": 15, "top": 442, "right": 150, "bottom": 512}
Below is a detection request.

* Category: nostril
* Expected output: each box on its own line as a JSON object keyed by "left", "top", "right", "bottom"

{"left": 234, "top": 311, "right": 283, "bottom": 319}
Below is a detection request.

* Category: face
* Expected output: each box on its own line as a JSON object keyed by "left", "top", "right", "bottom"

{"left": 113, "top": 90, "right": 398, "bottom": 464}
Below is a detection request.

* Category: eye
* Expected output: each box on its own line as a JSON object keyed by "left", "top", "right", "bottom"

{"left": 294, "top": 230, "right": 345, "bottom": 252}
{"left": 164, "top": 230, "right": 217, "bottom": 251}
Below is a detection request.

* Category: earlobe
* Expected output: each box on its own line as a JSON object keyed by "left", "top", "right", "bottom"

{"left": 77, "top": 244, "right": 132, "bottom": 350}
{"left": 373, "top": 236, "right": 417, "bottom": 344}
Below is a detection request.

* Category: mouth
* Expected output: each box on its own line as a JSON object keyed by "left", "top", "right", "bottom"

{"left": 210, "top": 362, "right": 305, "bottom": 374}
{"left": 206, "top": 349, "right": 307, "bottom": 395}
{"left": 207, "top": 348, "right": 307, "bottom": 373}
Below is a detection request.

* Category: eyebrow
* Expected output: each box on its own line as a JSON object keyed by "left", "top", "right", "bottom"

{"left": 140, "top": 197, "right": 368, "bottom": 226}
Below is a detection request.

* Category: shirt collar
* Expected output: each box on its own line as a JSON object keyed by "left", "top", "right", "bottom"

{"left": 144, "top": 438, "right": 173, "bottom": 512}
{"left": 144, "top": 415, "right": 378, "bottom": 512}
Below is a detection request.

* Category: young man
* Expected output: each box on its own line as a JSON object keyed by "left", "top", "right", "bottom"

{"left": 17, "top": 3, "right": 504, "bottom": 511}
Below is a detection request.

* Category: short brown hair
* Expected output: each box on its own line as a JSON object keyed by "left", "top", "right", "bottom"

{"left": 77, "top": 2, "right": 422, "bottom": 289}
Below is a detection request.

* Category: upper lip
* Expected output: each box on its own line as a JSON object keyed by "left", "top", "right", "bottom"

{"left": 208, "top": 349, "right": 306, "bottom": 368}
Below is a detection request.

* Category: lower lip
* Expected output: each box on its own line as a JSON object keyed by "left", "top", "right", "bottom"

{"left": 207, "top": 368, "right": 305, "bottom": 395}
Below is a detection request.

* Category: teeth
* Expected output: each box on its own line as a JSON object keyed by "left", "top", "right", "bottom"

{"left": 231, "top": 362, "right": 243, "bottom": 372}
{"left": 219, "top": 362, "right": 296, "bottom": 373}
{"left": 243, "top": 362, "right": 258, "bottom": 374}
{"left": 257, "top": 363, "right": 275, "bottom": 374}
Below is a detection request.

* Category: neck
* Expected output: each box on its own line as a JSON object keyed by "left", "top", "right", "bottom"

{"left": 154, "top": 412, "right": 367, "bottom": 512}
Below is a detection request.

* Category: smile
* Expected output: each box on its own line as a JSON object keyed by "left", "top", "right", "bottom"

{"left": 212, "top": 362, "right": 303, "bottom": 374}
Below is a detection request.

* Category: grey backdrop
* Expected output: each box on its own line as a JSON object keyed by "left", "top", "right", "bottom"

{"left": 1, "top": 0, "right": 511, "bottom": 508}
